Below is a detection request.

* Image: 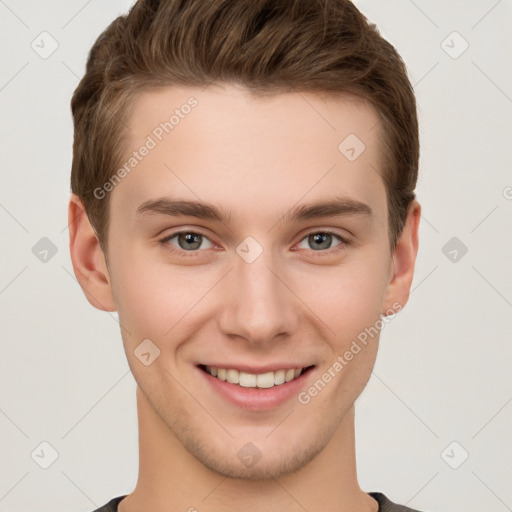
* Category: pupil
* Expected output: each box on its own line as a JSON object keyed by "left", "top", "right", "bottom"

{"left": 311, "top": 233, "right": 330, "bottom": 250}
{"left": 180, "top": 232, "right": 201, "bottom": 250}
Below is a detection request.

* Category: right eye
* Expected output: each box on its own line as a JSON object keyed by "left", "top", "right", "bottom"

{"left": 159, "top": 230, "right": 215, "bottom": 255}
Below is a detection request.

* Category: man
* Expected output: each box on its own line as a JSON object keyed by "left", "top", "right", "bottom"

{"left": 68, "top": 0, "right": 423, "bottom": 510}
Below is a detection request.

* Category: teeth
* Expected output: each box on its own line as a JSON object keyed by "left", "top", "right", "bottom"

{"left": 239, "top": 372, "right": 257, "bottom": 387}
{"left": 205, "top": 366, "right": 306, "bottom": 388}
{"left": 274, "top": 369, "right": 285, "bottom": 385}
{"left": 285, "top": 369, "right": 295, "bottom": 382}
{"left": 226, "top": 369, "right": 239, "bottom": 384}
{"left": 256, "top": 371, "right": 275, "bottom": 389}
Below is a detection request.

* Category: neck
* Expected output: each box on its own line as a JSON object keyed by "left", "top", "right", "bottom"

{"left": 119, "top": 386, "right": 378, "bottom": 512}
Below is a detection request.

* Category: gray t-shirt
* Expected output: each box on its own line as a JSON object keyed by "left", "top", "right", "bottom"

{"left": 90, "top": 492, "right": 425, "bottom": 511}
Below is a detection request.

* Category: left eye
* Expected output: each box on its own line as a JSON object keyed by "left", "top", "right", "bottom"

{"left": 296, "top": 232, "right": 346, "bottom": 251}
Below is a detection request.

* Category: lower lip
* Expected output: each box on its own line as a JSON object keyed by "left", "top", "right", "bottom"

{"left": 197, "top": 366, "right": 314, "bottom": 411}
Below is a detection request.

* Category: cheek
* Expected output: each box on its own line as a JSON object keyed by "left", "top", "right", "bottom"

{"left": 293, "top": 256, "right": 389, "bottom": 338}
{"left": 107, "top": 244, "right": 170, "bottom": 340}
{"left": 108, "top": 247, "right": 215, "bottom": 346}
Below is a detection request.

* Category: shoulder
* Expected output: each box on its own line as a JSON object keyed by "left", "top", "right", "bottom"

{"left": 88, "top": 495, "right": 127, "bottom": 512}
{"left": 369, "top": 492, "right": 426, "bottom": 512}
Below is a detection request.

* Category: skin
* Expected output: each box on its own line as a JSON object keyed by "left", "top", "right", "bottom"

{"left": 68, "top": 83, "right": 420, "bottom": 512}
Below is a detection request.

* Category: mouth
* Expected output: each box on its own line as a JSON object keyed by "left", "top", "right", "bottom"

{"left": 198, "top": 364, "right": 315, "bottom": 389}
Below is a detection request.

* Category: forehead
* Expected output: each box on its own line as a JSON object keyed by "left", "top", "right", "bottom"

{"left": 111, "top": 83, "right": 386, "bottom": 228}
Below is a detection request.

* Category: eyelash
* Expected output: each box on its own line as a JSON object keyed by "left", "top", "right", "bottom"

{"left": 158, "top": 229, "right": 351, "bottom": 258}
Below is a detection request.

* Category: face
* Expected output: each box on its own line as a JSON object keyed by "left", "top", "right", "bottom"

{"left": 103, "top": 83, "right": 399, "bottom": 479}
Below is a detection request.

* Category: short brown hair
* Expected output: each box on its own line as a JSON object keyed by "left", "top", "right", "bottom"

{"left": 70, "top": 0, "right": 419, "bottom": 252}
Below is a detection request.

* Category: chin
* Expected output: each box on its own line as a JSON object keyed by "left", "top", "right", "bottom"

{"left": 173, "top": 414, "right": 342, "bottom": 482}
{"left": 191, "top": 440, "right": 323, "bottom": 481}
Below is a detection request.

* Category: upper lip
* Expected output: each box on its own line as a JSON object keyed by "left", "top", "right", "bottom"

{"left": 198, "top": 363, "right": 315, "bottom": 374}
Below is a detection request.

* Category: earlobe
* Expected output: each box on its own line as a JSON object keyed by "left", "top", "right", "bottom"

{"left": 382, "top": 200, "right": 421, "bottom": 314}
{"left": 68, "top": 194, "right": 116, "bottom": 312}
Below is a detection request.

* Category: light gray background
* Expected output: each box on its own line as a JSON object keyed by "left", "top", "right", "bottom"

{"left": 1, "top": 1, "right": 511, "bottom": 511}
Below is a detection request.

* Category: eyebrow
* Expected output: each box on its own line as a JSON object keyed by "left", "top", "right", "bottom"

{"left": 136, "top": 195, "right": 373, "bottom": 224}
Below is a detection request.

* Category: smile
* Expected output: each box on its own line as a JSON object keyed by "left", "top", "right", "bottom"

{"left": 199, "top": 364, "right": 315, "bottom": 389}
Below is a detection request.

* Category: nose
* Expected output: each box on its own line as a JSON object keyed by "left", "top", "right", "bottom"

{"left": 217, "top": 246, "right": 300, "bottom": 346}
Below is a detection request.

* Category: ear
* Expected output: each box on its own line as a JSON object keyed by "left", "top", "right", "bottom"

{"left": 68, "top": 194, "right": 116, "bottom": 312}
{"left": 382, "top": 200, "right": 421, "bottom": 314}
